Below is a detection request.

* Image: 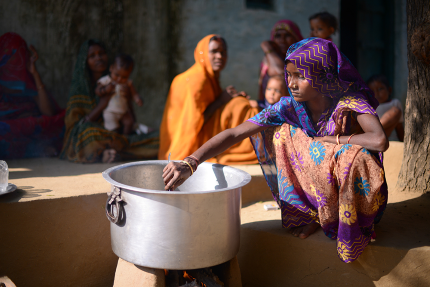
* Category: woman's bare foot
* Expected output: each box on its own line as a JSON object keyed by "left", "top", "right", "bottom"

{"left": 102, "top": 149, "right": 117, "bottom": 163}
{"left": 289, "top": 222, "right": 320, "bottom": 239}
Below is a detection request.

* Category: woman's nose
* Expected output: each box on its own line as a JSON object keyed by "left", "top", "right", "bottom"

{"left": 289, "top": 81, "right": 295, "bottom": 88}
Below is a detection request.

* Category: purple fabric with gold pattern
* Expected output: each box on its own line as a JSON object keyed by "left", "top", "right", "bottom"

{"left": 247, "top": 38, "right": 388, "bottom": 263}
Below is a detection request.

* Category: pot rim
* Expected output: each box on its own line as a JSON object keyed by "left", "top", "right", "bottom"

{"left": 102, "top": 160, "right": 251, "bottom": 195}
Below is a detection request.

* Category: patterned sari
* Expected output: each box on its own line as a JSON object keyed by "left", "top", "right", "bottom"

{"left": 248, "top": 38, "right": 388, "bottom": 263}
{"left": 0, "top": 32, "right": 65, "bottom": 159}
{"left": 60, "top": 40, "right": 158, "bottom": 163}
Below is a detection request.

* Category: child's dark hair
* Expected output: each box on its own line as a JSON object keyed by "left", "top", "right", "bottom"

{"left": 309, "top": 12, "right": 338, "bottom": 33}
{"left": 366, "top": 74, "right": 390, "bottom": 88}
{"left": 114, "top": 53, "right": 134, "bottom": 71}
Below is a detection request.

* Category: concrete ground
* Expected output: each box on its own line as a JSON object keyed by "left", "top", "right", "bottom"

{"left": 239, "top": 142, "right": 430, "bottom": 287}
{"left": 0, "top": 141, "right": 428, "bottom": 286}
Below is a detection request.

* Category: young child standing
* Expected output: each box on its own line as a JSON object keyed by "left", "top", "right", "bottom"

{"left": 95, "top": 54, "right": 143, "bottom": 135}
{"left": 367, "top": 74, "right": 404, "bottom": 141}
{"left": 250, "top": 75, "right": 288, "bottom": 110}
{"left": 309, "top": 12, "right": 338, "bottom": 41}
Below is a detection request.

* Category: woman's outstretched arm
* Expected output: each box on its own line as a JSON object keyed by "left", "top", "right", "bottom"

{"left": 163, "top": 121, "right": 266, "bottom": 190}
{"left": 318, "top": 113, "right": 389, "bottom": 152}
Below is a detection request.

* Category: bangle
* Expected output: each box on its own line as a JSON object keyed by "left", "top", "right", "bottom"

{"left": 184, "top": 156, "right": 199, "bottom": 172}
{"left": 187, "top": 155, "right": 200, "bottom": 166}
{"left": 181, "top": 160, "right": 194, "bottom": 175}
{"left": 336, "top": 134, "right": 340, "bottom": 145}
{"left": 347, "top": 133, "right": 356, "bottom": 144}
{"left": 184, "top": 157, "right": 198, "bottom": 172}
{"left": 264, "top": 49, "right": 273, "bottom": 55}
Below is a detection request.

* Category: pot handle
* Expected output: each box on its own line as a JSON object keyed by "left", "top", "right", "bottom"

{"left": 106, "top": 186, "right": 124, "bottom": 224}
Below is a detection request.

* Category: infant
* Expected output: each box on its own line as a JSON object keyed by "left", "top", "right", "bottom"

{"left": 251, "top": 74, "right": 288, "bottom": 110}
{"left": 96, "top": 54, "right": 143, "bottom": 135}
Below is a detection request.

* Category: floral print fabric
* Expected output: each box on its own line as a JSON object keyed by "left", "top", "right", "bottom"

{"left": 251, "top": 123, "right": 387, "bottom": 263}
{"left": 247, "top": 38, "right": 388, "bottom": 263}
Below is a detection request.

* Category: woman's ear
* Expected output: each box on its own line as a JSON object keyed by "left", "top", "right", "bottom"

{"left": 389, "top": 86, "right": 393, "bottom": 95}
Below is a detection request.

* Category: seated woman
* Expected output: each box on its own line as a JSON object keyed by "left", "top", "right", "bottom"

{"left": 258, "top": 19, "right": 303, "bottom": 106}
{"left": 163, "top": 38, "right": 389, "bottom": 263}
{"left": 60, "top": 40, "right": 158, "bottom": 163}
{"left": 159, "top": 34, "right": 259, "bottom": 165}
{"left": 0, "top": 32, "right": 65, "bottom": 159}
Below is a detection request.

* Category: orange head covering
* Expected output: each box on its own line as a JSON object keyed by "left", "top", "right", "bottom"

{"left": 159, "top": 34, "right": 259, "bottom": 164}
{"left": 192, "top": 34, "right": 224, "bottom": 95}
{"left": 159, "top": 34, "right": 223, "bottom": 160}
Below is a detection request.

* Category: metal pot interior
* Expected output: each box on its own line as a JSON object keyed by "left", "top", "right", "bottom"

{"left": 103, "top": 161, "right": 251, "bottom": 193}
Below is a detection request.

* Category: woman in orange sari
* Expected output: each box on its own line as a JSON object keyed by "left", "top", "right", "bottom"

{"left": 159, "top": 34, "right": 258, "bottom": 165}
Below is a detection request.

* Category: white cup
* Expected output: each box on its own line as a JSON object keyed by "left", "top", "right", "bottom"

{"left": 0, "top": 160, "right": 8, "bottom": 192}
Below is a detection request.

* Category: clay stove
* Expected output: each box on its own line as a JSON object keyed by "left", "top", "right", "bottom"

{"left": 113, "top": 257, "right": 242, "bottom": 287}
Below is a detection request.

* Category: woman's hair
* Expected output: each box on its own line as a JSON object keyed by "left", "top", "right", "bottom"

{"left": 209, "top": 35, "right": 228, "bottom": 51}
{"left": 309, "top": 12, "right": 338, "bottom": 33}
{"left": 88, "top": 39, "right": 106, "bottom": 51}
{"left": 366, "top": 74, "right": 390, "bottom": 88}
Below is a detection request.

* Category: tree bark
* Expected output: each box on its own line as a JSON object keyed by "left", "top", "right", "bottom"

{"left": 397, "top": 0, "right": 430, "bottom": 192}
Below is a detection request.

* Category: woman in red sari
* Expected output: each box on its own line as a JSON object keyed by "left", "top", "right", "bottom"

{"left": 0, "top": 32, "right": 65, "bottom": 159}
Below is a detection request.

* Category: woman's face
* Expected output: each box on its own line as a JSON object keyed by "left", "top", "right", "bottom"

{"left": 208, "top": 39, "right": 227, "bottom": 73}
{"left": 286, "top": 62, "right": 321, "bottom": 102}
{"left": 273, "top": 29, "right": 297, "bottom": 55}
{"left": 87, "top": 44, "right": 108, "bottom": 74}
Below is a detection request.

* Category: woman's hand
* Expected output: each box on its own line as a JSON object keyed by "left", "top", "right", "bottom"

{"left": 261, "top": 41, "right": 274, "bottom": 54}
{"left": 249, "top": 99, "right": 259, "bottom": 108}
{"left": 219, "top": 86, "right": 251, "bottom": 105}
{"left": 219, "top": 85, "right": 237, "bottom": 104}
{"left": 27, "top": 45, "right": 39, "bottom": 75}
{"left": 261, "top": 41, "right": 282, "bottom": 56}
{"left": 163, "top": 162, "right": 192, "bottom": 191}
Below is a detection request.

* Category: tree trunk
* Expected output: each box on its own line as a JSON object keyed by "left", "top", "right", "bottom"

{"left": 397, "top": 0, "right": 430, "bottom": 192}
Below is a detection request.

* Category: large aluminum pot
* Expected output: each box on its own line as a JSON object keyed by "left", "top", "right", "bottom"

{"left": 102, "top": 160, "right": 251, "bottom": 270}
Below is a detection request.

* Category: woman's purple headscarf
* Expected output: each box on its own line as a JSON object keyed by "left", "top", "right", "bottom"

{"left": 250, "top": 38, "right": 379, "bottom": 137}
